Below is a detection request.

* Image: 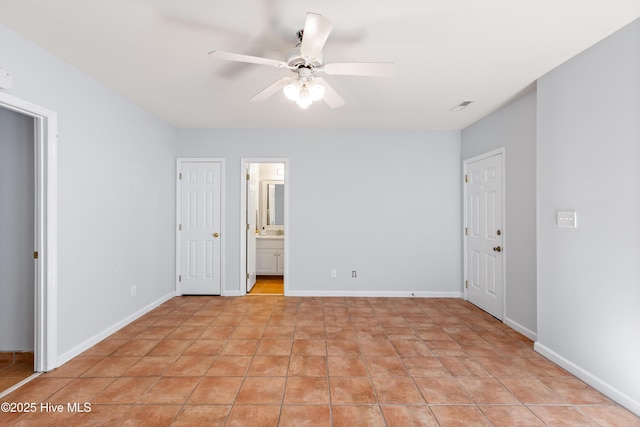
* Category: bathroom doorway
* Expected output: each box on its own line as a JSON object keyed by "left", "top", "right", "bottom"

{"left": 241, "top": 159, "right": 288, "bottom": 296}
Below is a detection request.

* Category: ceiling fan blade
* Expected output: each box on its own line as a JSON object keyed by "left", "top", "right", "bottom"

{"left": 314, "top": 78, "right": 345, "bottom": 109}
{"left": 300, "top": 13, "right": 333, "bottom": 62}
{"left": 323, "top": 62, "right": 395, "bottom": 77}
{"left": 250, "top": 76, "right": 295, "bottom": 103}
{"left": 208, "top": 51, "right": 288, "bottom": 69}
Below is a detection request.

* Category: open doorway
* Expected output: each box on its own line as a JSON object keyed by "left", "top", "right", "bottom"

{"left": 0, "top": 107, "right": 35, "bottom": 391}
{"left": 0, "top": 92, "right": 58, "bottom": 391}
{"left": 241, "top": 160, "right": 288, "bottom": 296}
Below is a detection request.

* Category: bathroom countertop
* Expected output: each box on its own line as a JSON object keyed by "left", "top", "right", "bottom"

{"left": 256, "top": 234, "right": 284, "bottom": 239}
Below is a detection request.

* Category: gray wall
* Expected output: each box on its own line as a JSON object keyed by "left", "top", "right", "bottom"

{"left": 537, "top": 19, "right": 640, "bottom": 414}
{"left": 178, "top": 129, "right": 462, "bottom": 296}
{"left": 461, "top": 90, "right": 537, "bottom": 337}
{"left": 1, "top": 23, "right": 177, "bottom": 361}
{"left": 0, "top": 107, "right": 35, "bottom": 351}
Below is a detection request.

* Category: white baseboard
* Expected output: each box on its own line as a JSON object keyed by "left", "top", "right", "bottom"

{"left": 223, "top": 290, "right": 243, "bottom": 296}
{"left": 534, "top": 342, "right": 640, "bottom": 417}
{"left": 504, "top": 317, "right": 537, "bottom": 341}
{"left": 55, "top": 291, "right": 176, "bottom": 368}
{"left": 285, "top": 290, "right": 463, "bottom": 298}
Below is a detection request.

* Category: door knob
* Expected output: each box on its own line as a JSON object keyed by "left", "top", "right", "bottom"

{"left": 493, "top": 246, "right": 501, "bottom": 252}
{"left": 213, "top": 233, "right": 219, "bottom": 238}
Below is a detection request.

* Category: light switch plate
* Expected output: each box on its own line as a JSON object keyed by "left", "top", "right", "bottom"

{"left": 557, "top": 211, "right": 577, "bottom": 228}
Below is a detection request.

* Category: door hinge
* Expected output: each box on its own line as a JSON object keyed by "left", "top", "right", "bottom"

{"left": 246, "top": 173, "right": 250, "bottom": 181}
{"left": 246, "top": 273, "right": 250, "bottom": 279}
{"left": 33, "top": 251, "right": 39, "bottom": 259}
{"left": 465, "top": 280, "right": 468, "bottom": 289}
{"left": 179, "top": 224, "right": 182, "bottom": 231}
{"left": 179, "top": 172, "right": 182, "bottom": 180}
{"left": 247, "top": 223, "right": 250, "bottom": 230}
{"left": 179, "top": 275, "right": 182, "bottom": 282}
{"left": 464, "top": 174, "right": 468, "bottom": 183}
{"left": 465, "top": 227, "right": 468, "bottom": 236}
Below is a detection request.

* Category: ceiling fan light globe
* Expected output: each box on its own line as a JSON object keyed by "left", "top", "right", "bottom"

{"left": 308, "top": 81, "right": 325, "bottom": 101}
{"left": 297, "top": 98, "right": 312, "bottom": 108}
{"left": 296, "top": 89, "right": 312, "bottom": 108}
{"left": 283, "top": 81, "right": 301, "bottom": 101}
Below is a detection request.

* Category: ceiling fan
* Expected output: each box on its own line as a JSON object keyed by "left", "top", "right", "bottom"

{"left": 208, "top": 12, "right": 394, "bottom": 109}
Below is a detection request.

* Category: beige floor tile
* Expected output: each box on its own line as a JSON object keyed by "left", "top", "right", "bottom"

{"left": 187, "top": 377, "right": 242, "bottom": 404}
{"left": 380, "top": 405, "right": 439, "bottom": 427}
{"left": 332, "top": 405, "right": 386, "bottom": 427}
{"left": 172, "top": 405, "right": 230, "bottom": 427}
{"left": 371, "top": 377, "right": 425, "bottom": 404}
{"left": 288, "top": 355, "right": 327, "bottom": 376}
{"left": 456, "top": 376, "right": 521, "bottom": 404}
{"left": 3, "top": 296, "right": 639, "bottom": 426}
{"left": 329, "top": 377, "right": 377, "bottom": 404}
{"left": 225, "top": 405, "right": 281, "bottom": 427}
{"left": 280, "top": 405, "right": 331, "bottom": 427}
{"left": 283, "top": 376, "right": 329, "bottom": 404}
{"left": 415, "top": 376, "right": 473, "bottom": 404}
{"left": 234, "top": 376, "right": 285, "bottom": 405}
{"left": 431, "top": 405, "right": 492, "bottom": 426}
{"left": 528, "top": 405, "right": 598, "bottom": 426}
{"left": 480, "top": 405, "right": 545, "bottom": 427}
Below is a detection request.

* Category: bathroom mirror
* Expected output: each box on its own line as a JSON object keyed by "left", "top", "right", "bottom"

{"left": 261, "top": 180, "right": 284, "bottom": 227}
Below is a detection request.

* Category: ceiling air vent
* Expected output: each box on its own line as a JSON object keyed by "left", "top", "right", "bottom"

{"left": 451, "top": 100, "right": 474, "bottom": 111}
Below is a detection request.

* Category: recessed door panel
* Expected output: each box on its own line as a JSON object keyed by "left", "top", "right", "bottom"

{"left": 472, "top": 250, "right": 480, "bottom": 288}
{"left": 471, "top": 193, "right": 481, "bottom": 237}
{"left": 485, "top": 191, "right": 497, "bottom": 238}
{"left": 204, "top": 240, "right": 214, "bottom": 279}
{"left": 187, "top": 240, "right": 197, "bottom": 278}
{"left": 205, "top": 190, "right": 214, "bottom": 228}
{"left": 187, "top": 190, "right": 198, "bottom": 228}
{"left": 486, "top": 254, "right": 496, "bottom": 295}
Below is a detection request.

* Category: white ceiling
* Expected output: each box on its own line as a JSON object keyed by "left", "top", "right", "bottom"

{"left": 1, "top": 0, "right": 639, "bottom": 130}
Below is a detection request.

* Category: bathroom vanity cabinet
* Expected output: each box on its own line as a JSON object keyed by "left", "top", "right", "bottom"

{"left": 256, "top": 237, "right": 284, "bottom": 275}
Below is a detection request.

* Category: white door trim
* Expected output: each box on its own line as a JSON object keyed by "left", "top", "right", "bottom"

{"left": 240, "top": 158, "right": 289, "bottom": 296}
{"left": 176, "top": 158, "right": 225, "bottom": 296}
{"left": 0, "top": 91, "right": 58, "bottom": 372}
{"left": 463, "top": 147, "right": 506, "bottom": 321}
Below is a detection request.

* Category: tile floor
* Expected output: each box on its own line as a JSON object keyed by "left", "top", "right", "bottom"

{"left": 1, "top": 296, "right": 639, "bottom": 426}
{"left": 0, "top": 352, "right": 34, "bottom": 395}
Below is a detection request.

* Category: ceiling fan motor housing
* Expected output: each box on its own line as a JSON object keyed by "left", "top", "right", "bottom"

{"left": 286, "top": 48, "right": 322, "bottom": 70}
{"left": 297, "top": 67, "right": 313, "bottom": 80}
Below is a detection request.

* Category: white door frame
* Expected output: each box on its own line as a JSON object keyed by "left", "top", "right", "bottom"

{"left": 240, "top": 158, "right": 289, "bottom": 296}
{"left": 175, "top": 158, "right": 225, "bottom": 296}
{"left": 463, "top": 148, "right": 506, "bottom": 321}
{"left": 0, "top": 91, "right": 58, "bottom": 372}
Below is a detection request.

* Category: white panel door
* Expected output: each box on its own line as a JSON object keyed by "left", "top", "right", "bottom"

{"left": 246, "top": 164, "right": 257, "bottom": 292}
{"left": 179, "top": 162, "right": 221, "bottom": 295}
{"left": 465, "top": 153, "right": 504, "bottom": 319}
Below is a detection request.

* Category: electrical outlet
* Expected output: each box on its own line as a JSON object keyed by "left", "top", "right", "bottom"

{"left": 557, "top": 211, "right": 577, "bottom": 228}
{"left": 352, "top": 271, "right": 357, "bottom": 278}
{"left": 131, "top": 285, "right": 137, "bottom": 298}
{"left": 331, "top": 269, "right": 337, "bottom": 278}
